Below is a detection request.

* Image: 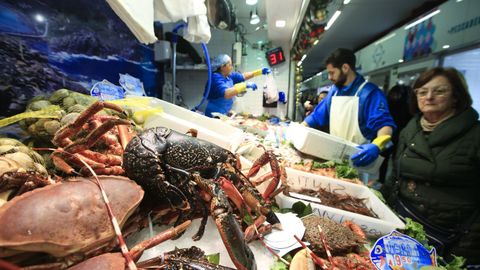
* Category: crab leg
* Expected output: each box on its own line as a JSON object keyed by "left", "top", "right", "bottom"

{"left": 53, "top": 101, "right": 124, "bottom": 146}
{"left": 64, "top": 118, "right": 131, "bottom": 154}
{"left": 129, "top": 220, "right": 191, "bottom": 261}
{"left": 79, "top": 150, "right": 123, "bottom": 165}
{"left": 223, "top": 166, "right": 282, "bottom": 228}
{"left": 245, "top": 150, "right": 282, "bottom": 200}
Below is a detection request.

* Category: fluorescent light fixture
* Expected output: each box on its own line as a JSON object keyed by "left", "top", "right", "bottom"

{"left": 343, "top": 0, "right": 351, "bottom": 4}
{"left": 374, "top": 33, "right": 396, "bottom": 46}
{"left": 398, "top": 59, "right": 404, "bottom": 63}
{"left": 35, "top": 14, "right": 45, "bottom": 22}
{"left": 404, "top": 9, "right": 440, "bottom": 30}
{"left": 442, "top": 44, "right": 450, "bottom": 49}
{"left": 275, "top": 20, "right": 286, "bottom": 28}
{"left": 456, "top": 0, "right": 463, "bottom": 2}
{"left": 325, "top": 10, "right": 341, "bottom": 30}
{"left": 300, "top": 54, "right": 307, "bottom": 62}
{"left": 297, "top": 61, "right": 303, "bottom": 67}
{"left": 250, "top": 8, "right": 260, "bottom": 25}
{"left": 246, "top": 0, "right": 258, "bottom": 5}
{"left": 313, "top": 39, "right": 319, "bottom": 45}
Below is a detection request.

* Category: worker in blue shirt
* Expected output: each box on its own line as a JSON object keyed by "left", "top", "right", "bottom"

{"left": 204, "top": 54, "right": 271, "bottom": 117}
{"left": 303, "top": 48, "right": 396, "bottom": 167}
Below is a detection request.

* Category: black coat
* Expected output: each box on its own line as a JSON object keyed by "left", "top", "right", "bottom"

{"left": 384, "top": 107, "right": 480, "bottom": 263}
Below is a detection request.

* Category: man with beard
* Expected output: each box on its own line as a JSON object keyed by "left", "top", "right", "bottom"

{"left": 302, "top": 48, "right": 396, "bottom": 168}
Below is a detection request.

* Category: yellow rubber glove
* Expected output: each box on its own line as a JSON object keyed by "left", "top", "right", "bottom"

{"left": 233, "top": 82, "right": 247, "bottom": 95}
{"left": 252, "top": 69, "right": 263, "bottom": 77}
{"left": 372, "top": 135, "right": 392, "bottom": 151}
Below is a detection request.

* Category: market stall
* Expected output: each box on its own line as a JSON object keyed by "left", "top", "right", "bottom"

{"left": 0, "top": 92, "right": 447, "bottom": 270}
{"left": 1, "top": 0, "right": 475, "bottom": 269}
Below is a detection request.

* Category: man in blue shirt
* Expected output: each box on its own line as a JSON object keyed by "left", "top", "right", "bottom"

{"left": 303, "top": 48, "right": 396, "bottom": 167}
{"left": 204, "top": 54, "right": 271, "bottom": 117}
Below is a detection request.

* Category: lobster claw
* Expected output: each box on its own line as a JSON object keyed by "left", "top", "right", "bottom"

{"left": 215, "top": 211, "right": 256, "bottom": 270}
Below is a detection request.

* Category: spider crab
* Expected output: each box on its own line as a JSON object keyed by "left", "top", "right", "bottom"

{"left": 123, "top": 127, "right": 284, "bottom": 270}
{"left": 0, "top": 175, "right": 191, "bottom": 269}
{"left": 50, "top": 101, "right": 135, "bottom": 176}
{"left": 69, "top": 246, "right": 235, "bottom": 270}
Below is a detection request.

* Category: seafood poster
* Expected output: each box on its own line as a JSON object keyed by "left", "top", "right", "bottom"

{"left": 0, "top": 0, "right": 163, "bottom": 117}
{"left": 370, "top": 230, "right": 437, "bottom": 270}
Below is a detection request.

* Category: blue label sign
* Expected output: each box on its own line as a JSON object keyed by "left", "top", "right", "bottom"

{"left": 370, "top": 230, "right": 436, "bottom": 270}
{"left": 91, "top": 79, "right": 125, "bottom": 101}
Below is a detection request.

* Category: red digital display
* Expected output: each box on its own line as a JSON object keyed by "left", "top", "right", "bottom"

{"left": 266, "top": 47, "right": 285, "bottom": 66}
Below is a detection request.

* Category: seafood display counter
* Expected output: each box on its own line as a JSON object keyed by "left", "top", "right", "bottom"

{"left": 0, "top": 95, "right": 408, "bottom": 270}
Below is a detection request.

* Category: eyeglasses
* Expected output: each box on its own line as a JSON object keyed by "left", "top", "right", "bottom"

{"left": 414, "top": 85, "right": 451, "bottom": 98}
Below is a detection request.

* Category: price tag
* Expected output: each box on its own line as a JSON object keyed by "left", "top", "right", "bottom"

{"left": 370, "top": 230, "right": 437, "bottom": 270}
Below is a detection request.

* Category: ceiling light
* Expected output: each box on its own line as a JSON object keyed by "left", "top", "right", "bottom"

{"left": 404, "top": 9, "right": 440, "bottom": 30}
{"left": 250, "top": 8, "right": 260, "bottom": 25}
{"left": 313, "top": 39, "right": 319, "bottom": 45}
{"left": 246, "top": 0, "right": 258, "bottom": 5}
{"left": 325, "top": 10, "right": 341, "bottom": 30}
{"left": 297, "top": 61, "right": 303, "bottom": 67}
{"left": 442, "top": 44, "right": 450, "bottom": 49}
{"left": 300, "top": 54, "right": 307, "bottom": 62}
{"left": 343, "top": 0, "right": 351, "bottom": 4}
{"left": 275, "top": 20, "right": 286, "bottom": 28}
{"left": 35, "top": 14, "right": 45, "bottom": 22}
{"left": 374, "top": 33, "right": 396, "bottom": 46}
{"left": 398, "top": 59, "right": 404, "bottom": 63}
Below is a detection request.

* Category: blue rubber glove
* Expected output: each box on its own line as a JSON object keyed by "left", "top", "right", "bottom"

{"left": 351, "top": 143, "right": 380, "bottom": 167}
{"left": 246, "top": 82, "right": 257, "bottom": 91}
{"left": 262, "top": 67, "right": 272, "bottom": 75}
{"left": 278, "top": 91, "right": 287, "bottom": 104}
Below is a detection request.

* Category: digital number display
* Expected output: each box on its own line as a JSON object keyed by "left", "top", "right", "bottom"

{"left": 266, "top": 47, "right": 285, "bottom": 66}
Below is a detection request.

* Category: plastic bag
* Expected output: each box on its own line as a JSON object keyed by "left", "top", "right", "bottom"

{"left": 110, "top": 96, "right": 163, "bottom": 126}
{"left": 263, "top": 74, "right": 279, "bottom": 104}
{"left": 119, "top": 73, "right": 146, "bottom": 96}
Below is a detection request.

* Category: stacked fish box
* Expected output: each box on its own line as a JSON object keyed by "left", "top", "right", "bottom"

{"left": 126, "top": 96, "right": 245, "bottom": 152}
{"left": 286, "top": 122, "right": 383, "bottom": 175}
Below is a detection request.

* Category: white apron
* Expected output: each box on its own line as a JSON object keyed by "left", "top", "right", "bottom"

{"left": 329, "top": 81, "right": 368, "bottom": 145}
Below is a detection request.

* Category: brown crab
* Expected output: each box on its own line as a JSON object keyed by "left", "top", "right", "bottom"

{"left": 0, "top": 175, "right": 188, "bottom": 269}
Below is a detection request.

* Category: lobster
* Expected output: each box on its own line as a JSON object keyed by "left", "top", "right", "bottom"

{"left": 123, "top": 127, "right": 284, "bottom": 270}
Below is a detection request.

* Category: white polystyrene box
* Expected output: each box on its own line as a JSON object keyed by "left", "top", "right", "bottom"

{"left": 286, "top": 122, "right": 383, "bottom": 175}
{"left": 276, "top": 167, "right": 404, "bottom": 237}
{"left": 138, "top": 97, "right": 245, "bottom": 152}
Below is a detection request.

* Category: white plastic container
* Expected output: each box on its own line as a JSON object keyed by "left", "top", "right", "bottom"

{"left": 276, "top": 167, "right": 404, "bottom": 237}
{"left": 286, "top": 122, "right": 383, "bottom": 175}
{"left": 136, "top": 97, "right": 245, "bottom": 152}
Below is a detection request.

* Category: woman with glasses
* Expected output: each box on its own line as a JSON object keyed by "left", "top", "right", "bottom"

{"left": 203, "top": 54, "right": 271, "bottom": 118}
{"left": 382, "top": 67, "right": 480, "bottom": 266}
